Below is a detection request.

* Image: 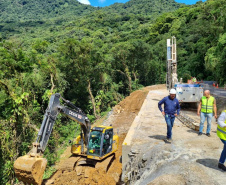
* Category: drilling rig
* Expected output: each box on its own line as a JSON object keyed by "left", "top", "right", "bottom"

{"left": 166, "top": 36, "right": 178, "bottom": 90}
{"left": 166, "top": 37, "right": 203, "bottom": 103}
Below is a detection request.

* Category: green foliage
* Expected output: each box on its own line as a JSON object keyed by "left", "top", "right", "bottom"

{"left": 0, "top": 0, "right": 95, "bottom": 23}
{"left": 43, "top": 166, "right": 57, "bottom": 180}
{"left": 1, "top": 161, "right": 14, "bottom": 184}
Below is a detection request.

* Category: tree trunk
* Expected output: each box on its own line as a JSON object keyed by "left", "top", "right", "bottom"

{"left": 116, "top": 67, "right": 132, "bottom": 92}
{"left": 50, "top": 73, "right": 55, "bottom": 94}
{"left": 133, "top": 71, "right": 137, "bottom": 82}
{"left": 88, "top": 80, "right": 98, "bottom": 119}
{"left": 133, "top": 71, "right": 137, "bottom": 89}
{"left": 124, "top": 66, "right": 132, "bottom": 92}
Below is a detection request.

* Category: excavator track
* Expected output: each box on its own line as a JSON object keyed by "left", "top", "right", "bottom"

{"left": 59, "top": 156, "right": 81, "bottom": 171}
{"left": 95, "top": 154, "right": 115, "bottom": 173}
{"left": 59, "top": 154, "right": 115, "bottom": 171}
{"left": 56, "top": 154, "right": 115, "bottom": 179}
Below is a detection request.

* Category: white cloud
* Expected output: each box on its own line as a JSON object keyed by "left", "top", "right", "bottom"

{"left": 98, "top": 0, "right": 106, "bottom": 3}
{"left": 77, "top": 0, "right": 91, "bottom": 5}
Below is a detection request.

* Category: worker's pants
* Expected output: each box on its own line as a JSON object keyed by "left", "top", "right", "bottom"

{"left": 165, "top": 114, "right": 175, "bottom": 139}
{"left": 199, "top": 112, "right": 213, "bottom": 134}
{"left": 219, "top": 139, "right": 226, "bottom": 164}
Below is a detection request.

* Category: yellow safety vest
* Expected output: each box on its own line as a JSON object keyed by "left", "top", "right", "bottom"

{"left": 201, "top": 96, "right": 215, "bottom": 113}
{"left": 217, "top": 110, "right": 226, "bottom": 141}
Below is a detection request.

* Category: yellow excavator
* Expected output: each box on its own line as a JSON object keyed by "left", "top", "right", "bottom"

{"left": 14, "top": 93, "right": 119, "bottom": 185}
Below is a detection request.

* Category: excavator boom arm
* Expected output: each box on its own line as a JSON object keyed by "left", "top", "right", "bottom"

{"left": 36, "top": 93, "right": 91, "bottom": 153}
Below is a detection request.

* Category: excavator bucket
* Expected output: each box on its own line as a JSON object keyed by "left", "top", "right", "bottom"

{"left": 14, "top": 155, "right": 47, "bottom": 185}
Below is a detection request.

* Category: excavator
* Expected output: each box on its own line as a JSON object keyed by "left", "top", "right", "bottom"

{"left": 14, "top": 93, "right": 119, "bottom": 185}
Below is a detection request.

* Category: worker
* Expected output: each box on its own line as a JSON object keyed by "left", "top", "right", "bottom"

{"left": 158, "top": 89, "right": 180, "bottom": 143}
{"left": 197, "top": 90, "right": 217, "bottom": 137}
{"left": 217, "top": 110, "right": 226, "bottom": 171}
{"left": 192, "top": 77, "right": 197, "bottom": 83}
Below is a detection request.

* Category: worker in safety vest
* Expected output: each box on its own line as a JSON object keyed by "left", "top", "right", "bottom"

{"left": 192, "top": 77, "right": 197, "bottom": 83}
{"left": 197, "top": 90, "right": 217, "bottom": 137}
{"left": 217, "top": 110, "right": 226, "bottom": 171}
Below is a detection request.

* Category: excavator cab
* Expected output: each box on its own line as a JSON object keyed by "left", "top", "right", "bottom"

{"left": 87, "top": 127, "right": 114, "bottom": 157}
{"left": 88, "top": 130, "right": 102, "bottom": 155}
{"left": 71, "top": 126, "right": 118, "bottom": 160}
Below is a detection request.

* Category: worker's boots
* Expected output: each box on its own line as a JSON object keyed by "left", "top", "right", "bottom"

{"left": 218, "top": 163, "right": 226, "bottom": 171}
{"left": 164, "top": 138, "right": 172, "bottom": 143}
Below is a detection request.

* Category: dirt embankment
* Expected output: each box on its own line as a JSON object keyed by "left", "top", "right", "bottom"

{"left": 43, "top": 85, "right": 165, "bottom": 185}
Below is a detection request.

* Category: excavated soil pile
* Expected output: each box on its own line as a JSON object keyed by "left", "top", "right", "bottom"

{"left": 112, "top": 85, "right": 165, "bottom": 132}
{"left": 44, "top": 85, "right": 165, "bottom": 185}
{"left": 113, "top": 85, "right": 165, "bottom": 115}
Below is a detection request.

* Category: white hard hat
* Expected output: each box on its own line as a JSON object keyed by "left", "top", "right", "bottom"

{"left": 169, "top": 89, "right": 176, "bottom": 94}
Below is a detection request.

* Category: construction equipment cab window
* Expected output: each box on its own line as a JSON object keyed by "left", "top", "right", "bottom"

{"left": 88, "top": 128, "right": 113, "bottom": 157}
{"left": 88, "top": 130, "right": 102, "bottom": 156}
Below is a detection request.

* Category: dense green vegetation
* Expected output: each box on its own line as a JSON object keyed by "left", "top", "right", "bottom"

{"left": 0, "top": 0, "right": 226, "bottom": 184}
{"left": 0, "top": 0, "right": 95, "bottom": 22}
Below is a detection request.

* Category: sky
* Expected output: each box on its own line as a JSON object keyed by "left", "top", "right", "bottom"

{"left": 77, "top": 0, "right": 207, "bottom": 7}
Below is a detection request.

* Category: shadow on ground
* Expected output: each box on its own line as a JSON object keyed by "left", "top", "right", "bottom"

{"left": 148, "top": 135, "right": 172, "bottom": 144}
{"left": 149, "top": 135, "right": 165, "bottom": 140}
{"left": 152, "top": 99, "right": 161, "bottom": 101}
{"left": 186, "top": 129, "right": 198, "bottom": 134}
{"left": 196, "top": 158, "right": 222, "bottom": 171}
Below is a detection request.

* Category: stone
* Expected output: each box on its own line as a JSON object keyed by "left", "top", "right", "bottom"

{"left": 75, "top": 166, "right": 83, "bottom": 176}
{"left": 84, "top": 168, "right": 91, "bottom": 178}
{"left": 112, "top": 172, "right": 120, "bottom": 182}
{"left": 45, "top": 180, "right": 54, "bottom": 185}
{"left": 142, "top": 154, "right": 147, "bottom": 162}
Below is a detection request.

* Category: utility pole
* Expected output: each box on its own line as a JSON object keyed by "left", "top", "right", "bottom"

{"left": 166, "top": 36, "right": 178, "bottom": 89}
